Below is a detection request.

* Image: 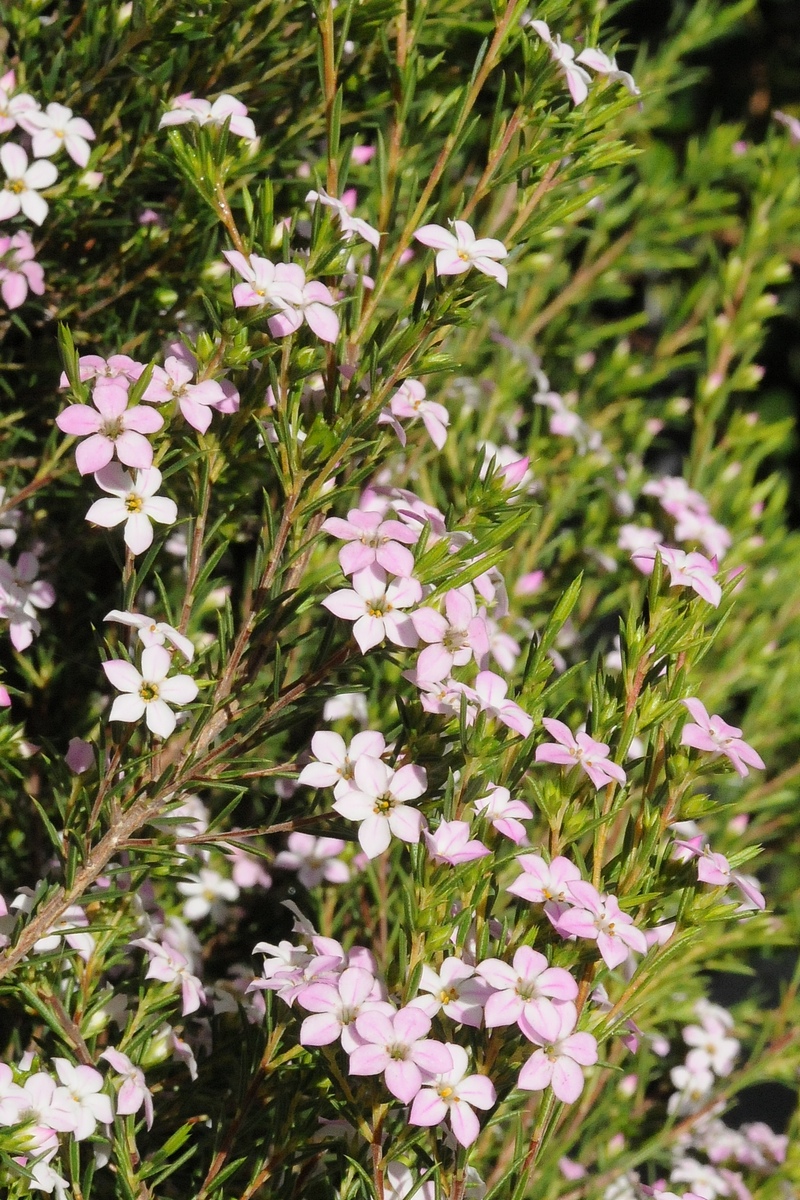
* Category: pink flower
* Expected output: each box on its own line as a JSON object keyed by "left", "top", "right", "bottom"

{"left": 227, "top": 844, "right": 272, "bottom": 890}
{"left": 0, "top": 231, "right": 44, "bottom": 308}
{"left": 680, "top": 698, "right": 764, "bottom": 777}
{"left": 132, "top": 936, "right": 206, "bottom": 1014}
{"left": 617, "top": 524, "right": 664, "bottom": 554}
{"left": 306, "top": 186, "right": 381, "bottom": 248}
{"left": 386, "top": 379, "right": 451, "bottom": 450}
{"left": 414, "top": 220, "right": 508, "bottom": 286}
{"left": 631, "top": 545, "right": 722, "bottom": 607}
{"left": 556, "top": 881, "right": 647, "bottom": 968}
{"left": 322, "top": 566, "right": 421, "bottom": 653}
{"left": 0, "top": 551, "right": 55, "bottom": 651}
{"left": 408, "top": 1044, "right": 496, "bottom": 1147}
{"left": 333, "top": 757, "right": 427, "bottom": 858}
{"left": 59, "top": 353, "right": 145, "bottom": 390}
{"left": 298, "top": 966, "right": 386, "bottom": 1052}
{"left": 103, "top": 645, "right": 198, "bottom": 738}
{"left": 507, "top": 853, "right": 582, "bottom": 914}
{"left": 517, "top": 1000, "right": 598, "bottom": 1102}
{"left": 0, "top": 143, "right": 58, "bottom": 225}
{"left": 101, "top": 1049, "right": 153, "bottom": 1128}
{"left": 143, "top": 355, "right": 228, "bottom": 433}
{"left": 56, "top": 385, "right": 163, "bottom": 474}
{"left": 642, "top": 476, "right": 709, "bottom": 518}
{"left": 223, "top": 252, "right": 339, "bottom": 342}
{"left": 160, "top": 93, "right": 257, "bottom": 140}
{"left": 676, "top": 839, "right": 766, "bottom": 911}
{"left": 349, "top": 1007, "right": 451, "bottom": 1103}
{"left": 412, "top": 958, "right": 491, "bottom": 1027}
{"left": 27, "top": 103, "right": 96, "bottom": 167}
{"left": 275, "top": 833, "right": 351, "bottom": 887}
{"left": 322, "top": 509, "right": 418, "bottom": 577}
{"left": 424, "top": 820, "right": 490, "bottom": 865}
{"left": 297, "top": 728, "right": 386, "bottom": 795}
{"left": 468, "top": 671, "right": 533, "bottom": 737}
{"left": 530, "top": 21, "right": 592, "bottom": 105}
{"left": 412, "top": 587, "right": 490, "bottom": 682}
{"left": 535, "top": 718, "right": 626, "bottom": 788}
{"left": 575, "top": 47, "right": 640, "bottom": 95}
{"left": 85, "top": 464, "right": 178, "bottom": 554}
{"left": 473, "top": 784, "right": 532, "bottom": 843}
{"left": 477, "top": 947, "right": 577, "bottom": 1037}
{"left": 673, "top": 509, "right": 732, "bottom": 561}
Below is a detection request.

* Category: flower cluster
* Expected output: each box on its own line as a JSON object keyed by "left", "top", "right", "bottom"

{"left": 0, "top": 69, "right": 96, "bottom": 309}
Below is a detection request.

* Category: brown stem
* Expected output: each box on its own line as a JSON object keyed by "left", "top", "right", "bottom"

{"left": 320, "top": 3, "right": 339, "bottom": 195}
{"left": 462, "top": 108, "right": 523, "bottom": 223}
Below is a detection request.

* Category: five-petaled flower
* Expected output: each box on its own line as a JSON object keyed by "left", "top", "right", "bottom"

{"left": 85, "top": 464, "right": 178, "bottom": 554}
{"left": 517, "top": 1000, "right": 598, "bottom": 1103}
{"left": 0, "top": 143, "right": 58, "bottom": 226}
{"left": 334, "top": 757, "right": 427, "bottom": 858}
{"left": 408, "top": 1044, "right": 496, "bottom": 1147}
{"left": 349, "top": 1006, "right": 452, "bottom": 1103}
{"left": 556, "top": 881, "right": 648, "bottom": 968}
{"left": 680, "top": 698, "right": 764, "bottom": 777}
{"left": 56, "top": 385, "right": 163, "bottom": 475}
{"left": 103, "top": 644, "right": 198, "bottom": 738}
{"left": 414, "top": 220, "right": 508, "bottom": 286}
{"left": 386, "top": 379, "right": 451, "bottom": 450}
{"left": 322, "top": 566, "right": 421, "bottom": 653}
{"left": 477, "top": 947, "right": 578, "bottom": 1038}
{"left": 322, "top": 509, "right": 418, "bottom": 577}
{"left": 535, "top": 718, "right": 626, "bottom": 789}
{"left": 27, "top": 102, "right": 96, "bottom": 166}
{"left": 143, "top": 355, "right": 230, "bottom": 433}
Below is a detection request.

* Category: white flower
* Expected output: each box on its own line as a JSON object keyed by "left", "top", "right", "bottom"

{"left": 178, "top": 868, "right": 240, "bottom": 921}
{"left": 0, "top": 143, "right": 58, "bottom": 226}
{"left": 86, "top": 464, "right": 178, "bottom": 555}
{"left": 103, "top": 645, "right": 198, "bottom": 738}
{"left": 52, "top": 1058, "right": 114, "bottom": 1140}
{"left": 27, "top": 102, "right": 96, "bottom": 167}
{"left": 105, "top": 609, "right": 194, "bottom": 660}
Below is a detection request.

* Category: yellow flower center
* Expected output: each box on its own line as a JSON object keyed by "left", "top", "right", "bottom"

{"left": 139, "top": 682, "right": 159, "bottom": 702}
{"left": 6, "top": 179, "right": 26, "bottom": 194}
{"left": 125, "top": 494, "right": 144, "bottom": 512}
{"left": 439, "top": 1086, "right": 454, "bottom": 1099}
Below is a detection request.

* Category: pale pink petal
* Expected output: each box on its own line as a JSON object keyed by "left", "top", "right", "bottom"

{"left": 551, "top": 1056, "right": 585, "bottom": 1102}
{"left": 408, "top": 1090, "right": 448, "bottom": 1126}
{"left": 518, "top": 1050, "right": 554, "bottom": 1091}
{"left": 450, "top": 1100, "right": 480, "bottom": 1147}
{"left": 385, "top": 1059, "right": 422, "bottom": 1102}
